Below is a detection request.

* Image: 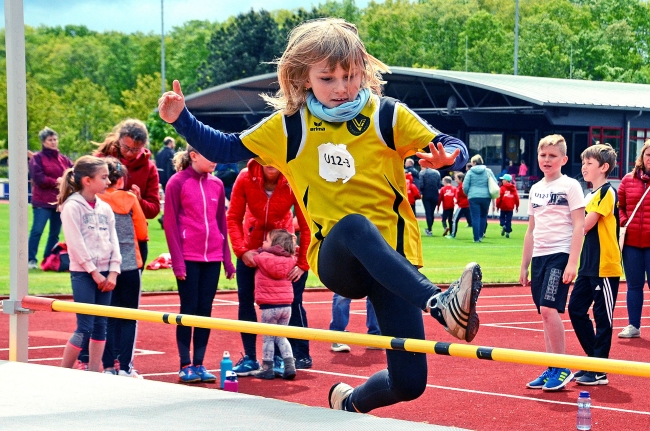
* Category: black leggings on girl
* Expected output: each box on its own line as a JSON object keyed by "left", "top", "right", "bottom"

{"left": 318, "top": 214, "right": 440, "bottom": 412}
{"left": 176, "top": 261, "right": 221, "bottom": 368}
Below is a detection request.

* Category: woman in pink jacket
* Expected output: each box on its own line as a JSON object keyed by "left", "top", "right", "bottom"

{"left": 163, "top": 145, "right": 235, "bottom": 383}
{"left": 618, "top": 139, "right": 650, "bottom": 339}
{"left": 252, "top": 229, "right": 297, "bottom": 381}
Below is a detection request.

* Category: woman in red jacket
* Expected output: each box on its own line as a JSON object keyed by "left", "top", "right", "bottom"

{"left": 618, "top": 139, "right": 650, "bottom": 339}
{"left": 94, "top": 119, "right": 160, "bottom": 258}
{"left": 227, "top": 159, "right": 311, "bottom": 374}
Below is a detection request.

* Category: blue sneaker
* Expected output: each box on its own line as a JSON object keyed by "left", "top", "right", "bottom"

{"left": 542, "top": 367, "right": 573, "bottom": 391}
{"left": 576, "top": 371, "right": 608, "bottom": 386}
{"left": 273, "top": 356, "right": 284, "bottom": 377}
{"left": 178, "top": 365, "right": 201, "bottom": 383}
{"left": 232, "top": 354, "right": 260, "bottom": 376}
{"left": 193, "top": 365, "right": 217, "bottom": 383}
{"left": 526, "top": 368, "right": 552, "bottom": 389}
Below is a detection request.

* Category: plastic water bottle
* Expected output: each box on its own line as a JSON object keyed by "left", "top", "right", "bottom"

{"left": 220, "top": 351, "right": 232, "bottom": 389}
{"left": 223, "top": 370, "right": 239, "bottom": 392}
{"left": 577, "top": 391, "right": 592, "bottom": 430}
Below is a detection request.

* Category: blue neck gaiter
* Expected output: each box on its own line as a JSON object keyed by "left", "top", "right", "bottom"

{"left": 306, "top": 88, "right": 370, "bottom": 123}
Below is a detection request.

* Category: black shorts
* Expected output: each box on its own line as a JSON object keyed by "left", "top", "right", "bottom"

{"left": 531, "top": 252, "right": 571, "bottom": 313}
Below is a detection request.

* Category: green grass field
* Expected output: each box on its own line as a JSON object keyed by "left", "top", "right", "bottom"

{"left": 0, "top": 203, "right": 529, "bottom": 295}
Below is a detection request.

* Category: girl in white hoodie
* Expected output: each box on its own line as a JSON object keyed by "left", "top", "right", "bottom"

{"left": 57, "top": 155, "right": 122, "bottom": 372}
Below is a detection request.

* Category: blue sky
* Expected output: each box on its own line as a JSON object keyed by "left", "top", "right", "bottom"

{"left": 0, "top": 0, "right": 373, "bottom": 34}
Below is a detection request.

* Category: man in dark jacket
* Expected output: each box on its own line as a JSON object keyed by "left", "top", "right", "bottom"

{"left": 28, "top": 127, "right": 73, "bottom": 269}
{"left": 419, "top": 167, "right": 441, "bottom": 236}
{"left": 155, "top": 136, "right": 176, "bottom": 191}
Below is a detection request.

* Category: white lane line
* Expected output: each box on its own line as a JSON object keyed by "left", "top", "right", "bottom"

{"left": 139, "top": 368, "right": 650, "bottom": 416}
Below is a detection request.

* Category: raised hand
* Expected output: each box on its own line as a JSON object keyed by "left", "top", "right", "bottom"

{"left": 158, "top": 80, "right": 185, "bottom": 123}
{"left": 416, "top": 142, "right": 460, "bottom": 169}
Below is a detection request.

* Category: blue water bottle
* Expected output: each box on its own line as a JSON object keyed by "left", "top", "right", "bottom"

{"left": 576, "top": 391, "right": 592, "bottom": 430}
{"left": 220, "top": 351, "right": 232, "bottom": 389}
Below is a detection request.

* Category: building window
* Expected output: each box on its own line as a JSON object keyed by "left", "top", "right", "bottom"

{"left": 468, "top": 133, "right": 502, "bottom": 169}
{"left": 630, "top": 129, "right": 650, "bottom": 173}
{"left": 589, "top": 127, "right": 623, "bottom": 179}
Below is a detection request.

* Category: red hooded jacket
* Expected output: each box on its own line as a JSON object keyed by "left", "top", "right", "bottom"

{"left": 496, "top": 182, "right": 520, "bottom": 212}
{"left": 253, "top": 245, "right": 296, "bottom": 306}
{"left": 619, "top": 169, "right": 650, "bottom": 248}
{"left": 227, "top": 159, "right": 310, "bottom": 271}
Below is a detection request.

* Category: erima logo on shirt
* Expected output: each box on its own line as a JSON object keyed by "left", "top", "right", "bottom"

{"left": 310, "top": 121, "right": 325, "bottom": 132}
{"left": 347, "top": 114, "right": 370, "bottom": 136}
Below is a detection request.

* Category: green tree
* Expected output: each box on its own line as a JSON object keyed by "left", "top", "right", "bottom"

{"left": 196, "top": 10, "right": 283, "bottom": 89}
{"left": 121, "top": 73, "right": 163, "bottom": 122}
{"left": 459, "top": 10, "right": 511, "bottom": 73}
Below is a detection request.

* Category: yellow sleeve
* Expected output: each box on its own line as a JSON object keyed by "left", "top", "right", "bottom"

{"left": 393, "top": 103, "right": 437, "bottom": 159}
{"left": 239, "top": 112, "right": 287, "bottom": 171}
{"left": 586, "top": 188, "right": 614, "bottom": 218}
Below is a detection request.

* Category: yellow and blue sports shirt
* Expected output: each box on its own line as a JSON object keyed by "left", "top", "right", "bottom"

{"left": 579, "top": 183, "right": 622, "bottom": 278}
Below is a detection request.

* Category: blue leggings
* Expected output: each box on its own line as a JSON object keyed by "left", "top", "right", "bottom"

{"left": 622, "top": 245, "right": 650, "bottom": 328}
{"left": 68, "top": 271, "right": 112, "bottom": 348}
{"left": 318, "top": 214, "right": 439, "bottom": 413}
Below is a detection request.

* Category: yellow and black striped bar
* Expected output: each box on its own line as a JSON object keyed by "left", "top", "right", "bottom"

{"left": 21, "top": 295, "right": 650, "bottom": 378}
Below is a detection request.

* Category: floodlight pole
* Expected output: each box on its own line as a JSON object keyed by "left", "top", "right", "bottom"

{"left": 514, "top": 0, "right": 519, "bottom": 75}
{"left": 3, "top": 0, "right": 30, "bottom": 362}
{"left": 161, "top": 0, "right": 166, "bottom": 95}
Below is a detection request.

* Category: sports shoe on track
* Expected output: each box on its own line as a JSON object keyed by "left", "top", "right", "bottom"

{"left": 331, "top": 343, "right": 351, "bottom": 352}
{"left": 574, "top": 370, "right": 587, "bottom": 379}
{"left": 192, "top": 365, "right": 216, "bottom": 383}
{"left": 576, "top": 371, "right": 608, "bottom": 386}
{"left": 542, "top": 367, "right": 573, "bottom": 391}
{"left": 75, "top": 360, "right": 89, "bottom": 371}
{"left": 232, "top": 354, "right": 260, "bottom": 376}
{"left": 618, "top": 324, "right": 641, "bottom": 338}
{"left": 527, "top": 368, "right": 552, "bottom": 389}
{"left": 118, "top": 369, "right": 144, "bottom": 379}
{"left": 273, "top": 356, "right": 284, "bottom": 377}
{"left": 102, "top": 368, "right": 117, "bottom": 375}
{"left": 295, "top": 357, "right": 313, "bottom": 369}
{"left": 328, "top": 382, "right": 354, "bottom": 410}
{"left": 429, "top": 262, "right": 482, "bottom": 342}
{"left": 178, "top": 365, "right": 201, "bottom": 383}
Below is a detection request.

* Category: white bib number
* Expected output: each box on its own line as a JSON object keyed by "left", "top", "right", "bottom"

{"left": 318, "top": 143, "right": 356, "bottom": 183}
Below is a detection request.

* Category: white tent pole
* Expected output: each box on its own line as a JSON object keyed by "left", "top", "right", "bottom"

{"left": 3, "top": 0, "right": 30, "bottom": 362}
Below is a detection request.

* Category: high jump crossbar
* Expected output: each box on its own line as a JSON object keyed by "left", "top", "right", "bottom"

{"left": 19, "top": 295, "right": 650, "bottom": 378}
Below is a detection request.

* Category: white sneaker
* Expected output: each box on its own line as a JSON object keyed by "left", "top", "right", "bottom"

{"left": 430, "top": 262, "right": 482, "bottom": 342}
{"left": 118, "top": 369, "right": 144, "bottom": 379}
{"left": 331, "top": 343, "right": 351, "bottom": 352}
{"left": 102, "top": 368, "right": 116, "bottom": 375}
{"left": 618, "top": 324, "right": 641, "bottom": 338}
{"left": 28, "top": 260, "right": 38, "bottom": 270}
{"left": 328, "top": 382, "right": 354, "bottom": 410}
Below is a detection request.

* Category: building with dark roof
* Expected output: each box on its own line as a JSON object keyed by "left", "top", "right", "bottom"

{"left": 184, "top": 68, "right": 650, "bottom": 185}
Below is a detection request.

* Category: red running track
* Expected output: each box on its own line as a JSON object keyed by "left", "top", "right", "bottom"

{"left": 1, "top": 285, "right": 649, "bottom": 430}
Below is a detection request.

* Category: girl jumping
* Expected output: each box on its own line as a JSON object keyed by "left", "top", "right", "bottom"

{"left": 159, "top": 18, "right": 482, "bottom": 412}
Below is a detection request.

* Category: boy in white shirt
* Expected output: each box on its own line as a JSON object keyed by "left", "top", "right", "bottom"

{"left": 519, "top": 134, "right": 585, "bottom": 391}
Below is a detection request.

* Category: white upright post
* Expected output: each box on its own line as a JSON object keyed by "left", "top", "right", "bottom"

{"left": 4, "top": 0, "right": 30, "bottom": 362}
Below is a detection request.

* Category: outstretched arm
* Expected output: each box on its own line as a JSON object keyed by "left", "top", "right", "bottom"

{"left": 416, "top": 134, "right": 468, "bottom": 171}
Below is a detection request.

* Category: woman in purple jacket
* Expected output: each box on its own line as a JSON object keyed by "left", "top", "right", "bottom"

{"left": 28, "top": 127, "right": 73, "bottom": 269}
{"left": 163, "top": 144, "right": 236, "bottom": 384}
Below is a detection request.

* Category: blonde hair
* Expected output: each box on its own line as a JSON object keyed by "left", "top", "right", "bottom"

{"left": 470, "top": 154, "right": 484, "bottom": 165}
{"left": 57, "top": 156, "right": 107, "bottom": 206}
{"left": 172, "top": 144, "right": 198, "bottom": 172}
{"left": 633, "top": 139, "right": 650, "bottom": 175}
{"left": 581, "top": 143, "right": 617, "bottom": 176}
{"left": 262, "top": 18, "right": 389, "bottom": 116}
{"left": 538, "top": 134, "right": 567, "bottom": 156}
{"left": 442, "top": 176, "right": 452, "bottom": 184}
{"left": 94, "top": 119, "right": 149, "bottom": 158}
{"left": 268, "top": 229, "right": 296, "bottom": 256}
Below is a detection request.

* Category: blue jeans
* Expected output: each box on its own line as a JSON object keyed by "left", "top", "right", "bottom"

{"left": 469, "top": 197, "right": 491, "bottom": 241}
{"left": 421, "top": 196, "right": 438, "bottom": 231}
{"left": 622, "top": 246, "right": 650, "bottom": 328}
{"left": 329, "top": 294, "right": 380, "bottom": 335}
{"left": 28, "top": 207, "right": 62, "bottom": 262}
{"left": 69, "top": 271, "right": 112, "bottom": 348}
{"left": 499, "top": 210, "right": 513, "bottom": 233}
